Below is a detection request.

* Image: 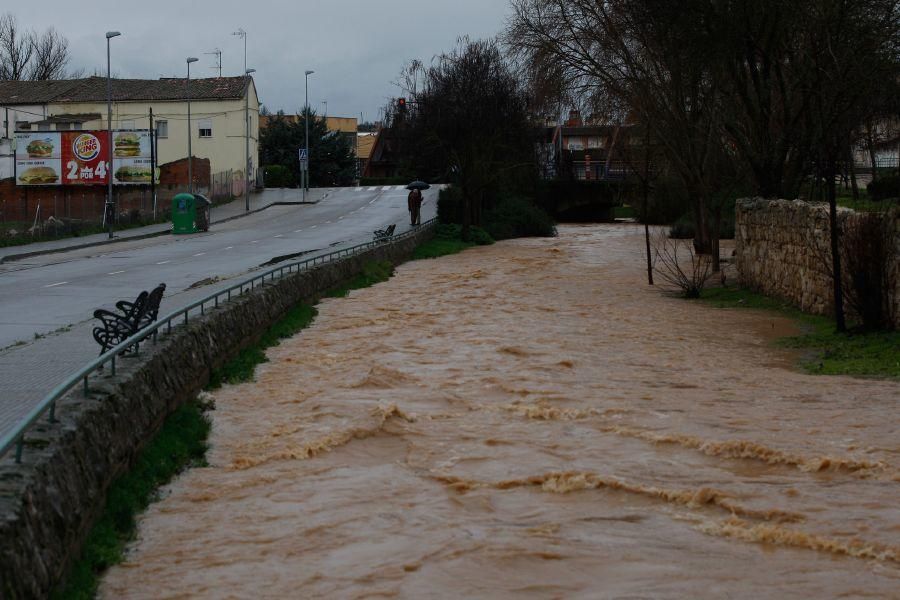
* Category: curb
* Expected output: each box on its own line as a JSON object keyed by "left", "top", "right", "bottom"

{"left": 0, "top": 197, "right": 322, "bottom": 264}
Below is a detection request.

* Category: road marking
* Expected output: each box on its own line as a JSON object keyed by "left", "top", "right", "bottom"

{"left": 156, "top": 260, "right": 171, "bottom": 265}
{"left": 338, "top": 216, "right": 344, "bottom": 220}
{"left": 250, "top": 240, "right": 259, "bottom": 244}
{"left": 311, "top": 225, "right": 317, "bottom": 229}
{"left": 369, "top": 199, "right": 375, "bottom": 204}
{"left": 355, "top": 187, "right": 364, "bottom": 192}
{"left": 325, "top": 220, "right": 332, "bottom": 224}
{"left": 368, "top": 186, "right": 377, "bottom": 191}
{"left": 381, "top": 186, "right": 392, "bottom": 191}
{"left": 108, "top": 270, "right": 126, "bottom": 275}
{"left": 294, "top": 229, "right": 303, "bottom": 233}
{"left": 274, "top": 234, "right": 284, "bottom": 238}
{"left": 45, "top": 281, "right": 68, "bottom": 288}
{"left": 193, "top": 252, "right": 206, "bottom": 257}
{"left": 224, "top": 246, "right": 234, "bottom": 250}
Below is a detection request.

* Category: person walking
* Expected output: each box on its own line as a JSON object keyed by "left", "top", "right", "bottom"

{"left": 408, "top": 187, "right": 423, "bottom": 226}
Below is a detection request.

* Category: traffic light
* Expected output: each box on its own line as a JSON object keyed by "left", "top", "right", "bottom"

{"left": 398, "top": 97, "right": 407, "bottom": 110}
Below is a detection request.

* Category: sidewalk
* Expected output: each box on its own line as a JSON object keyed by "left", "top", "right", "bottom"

{"left": 0, "top": 187, "right": 328, "bottom": 264}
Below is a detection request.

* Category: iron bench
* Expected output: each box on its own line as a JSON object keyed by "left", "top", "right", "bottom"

{"left": 92, "top": 283, "right": 166, "bottom": 355}
{"left": 373, "top": 223, "right": 396, "bottom": 242}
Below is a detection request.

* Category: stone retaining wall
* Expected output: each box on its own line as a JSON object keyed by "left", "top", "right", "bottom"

{"left": 0, "top": 228, "right": 433, "bottom": 598}
{"left": 735, "top": 198, "right": 900, "bottom": 327}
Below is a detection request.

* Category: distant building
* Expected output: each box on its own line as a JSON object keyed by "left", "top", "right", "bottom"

{"left": 0, "top": 75, "right": 260, "bottom": 182}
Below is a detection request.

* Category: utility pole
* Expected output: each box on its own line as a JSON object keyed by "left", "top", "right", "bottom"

{"left": 150, "top": 107, "right": 157, "bottom": 219}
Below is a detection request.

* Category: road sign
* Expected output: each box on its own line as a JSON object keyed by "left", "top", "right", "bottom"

{"left": 299, "top": 159, "right": 308, "bottom": 171}
{"left": 298, "top": 148, "right": 308, "bottom": 161}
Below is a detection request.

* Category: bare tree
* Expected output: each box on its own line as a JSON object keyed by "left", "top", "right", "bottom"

{"left": 0, "top": 13, "right": 33, "bottom": 80}
{"left": 0, "top": 13, "right": 75, "bottom": 81}
{"left": 26, "top": 27, "right": 69, "bottom": 80}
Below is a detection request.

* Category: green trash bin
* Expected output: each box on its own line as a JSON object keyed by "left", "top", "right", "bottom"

{"left": 172, "top": 193, "right": 198, "bottom": 234}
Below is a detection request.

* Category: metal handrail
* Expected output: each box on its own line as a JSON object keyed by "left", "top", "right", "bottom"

{"left": 0, "top": 219, "right": 437, "bottom": 462}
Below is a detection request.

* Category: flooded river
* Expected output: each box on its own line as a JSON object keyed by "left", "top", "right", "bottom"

{"left": 102, "top": 224, "right": 900, "bottom": 598}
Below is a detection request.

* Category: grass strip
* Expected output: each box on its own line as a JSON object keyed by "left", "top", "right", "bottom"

{"left": 207, "top": 303, "right": 317, "bottom": 389}
{"left": 54, "top": 401, "right": 211, "bottom": 599}
{"left": 700, "top": 286, "right": 900, "bottom": 378}
{"left": 325, "top": 260, "right": 394, "bottom": 298}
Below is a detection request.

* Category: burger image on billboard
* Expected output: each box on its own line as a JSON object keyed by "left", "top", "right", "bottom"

{"left": 115, "top": 164, "right": 152, "bottom": 183}
{"left": 114, "top": 132, "right": 141, "bottom": 157}
{"left": 18, "top": 166, "right": 59, "bottom": 184}
{"left": 26, "top": 138, "right": 54, "bottom": 158}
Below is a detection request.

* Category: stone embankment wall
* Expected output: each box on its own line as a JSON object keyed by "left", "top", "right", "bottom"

{"left": 0, "top": 229, "right": 433, "bottom": 598}
{"left": 735, "top": 198, "right": 900, "bottom": 327}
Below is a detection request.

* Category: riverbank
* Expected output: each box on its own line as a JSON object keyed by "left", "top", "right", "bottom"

{"left": 101, "top": 224, "right": 900, "bottom": 598}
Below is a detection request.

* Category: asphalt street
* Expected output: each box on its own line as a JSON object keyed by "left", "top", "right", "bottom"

{"left": 0, "top": 185, "right": 438, "bottom": 437}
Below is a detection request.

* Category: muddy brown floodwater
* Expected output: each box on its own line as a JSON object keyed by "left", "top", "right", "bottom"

{"left": 101, "top": 224, "right": 900, "bottom": 599}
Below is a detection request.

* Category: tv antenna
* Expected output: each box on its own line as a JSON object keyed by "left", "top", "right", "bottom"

{"left": 206, "top": 48, "right": 222, "bottom": 77}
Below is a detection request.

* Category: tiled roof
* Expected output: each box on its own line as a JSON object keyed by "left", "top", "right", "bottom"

{"left": 0, "top": 76, "right": 250, "bottom": 105}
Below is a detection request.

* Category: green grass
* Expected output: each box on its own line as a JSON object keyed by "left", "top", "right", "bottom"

{"left": 0, "top": 217, "right": 171, "bottom": 249}
{"left": 54, "top": 401, "right": 211, "bottom": 600}
{"left": 207, "top": 303, "right": 318, "bottom": 389}
{"left": 613, "top": 205, "right": 637, "bottom": 219}
{"left": 325, "top": 260, "right": 394, "bottom": 298}
{"left": 412, "top": 223, "right": 490, "bottom": 259}
{"left": 700, "top": 286, "right": 900, "bottom": 378}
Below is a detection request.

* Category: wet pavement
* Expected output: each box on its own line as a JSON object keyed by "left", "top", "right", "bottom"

{"left": 101, "top": 224, "right": 900, "bottom": 598}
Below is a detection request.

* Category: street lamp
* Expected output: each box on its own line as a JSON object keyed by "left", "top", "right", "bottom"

{"left": 244, "top": 68, "right": 255, "bottom": 212}
{"left": 304, "top": 69, "right": 314, "bottom": 201}
{"left": 105, "top": 31, "right": 121, "bottom": 240}
{"left": 186, "top": 57, "right": 199, "bottom": 194}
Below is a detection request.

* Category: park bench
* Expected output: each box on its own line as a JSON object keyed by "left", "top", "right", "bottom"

{"left": 373, "top": 223, "right": 396, "bottom": 242}
{"left": 92, "top": 283, "right": 166, "bottom": 355}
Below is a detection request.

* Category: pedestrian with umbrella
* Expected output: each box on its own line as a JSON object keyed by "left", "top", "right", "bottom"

{"left": 406, "top": 180, "right": 430, "bottom": 226}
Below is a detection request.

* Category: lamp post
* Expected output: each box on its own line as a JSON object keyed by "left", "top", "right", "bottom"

{"left": 304, "top": 69, "right": 314, "bottom": 201}
{"left": 186, "top": 57, "right": 198, "bottom": 194}
{"left": 244, "top": 68, "right": 255, "bottom": 212}
{"left": 105, "top": 31, "right": 121, "bottom": 240}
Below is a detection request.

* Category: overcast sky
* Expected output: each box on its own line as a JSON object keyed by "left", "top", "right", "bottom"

{"left": 9, "top": 0, "right": 511, "bottom": 122}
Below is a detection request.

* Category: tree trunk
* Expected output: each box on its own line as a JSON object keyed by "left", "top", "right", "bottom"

{"left": 642, "top": 132, "right": 653, "bottom": 285}
{"left": 827, "top": 158, "right": 847, "bottom": 333}
{"left": 846, "top": 145, "right": 859, "bottom": 201}
{"left": 711, "top": 205, "right": 722, "bottom": 273}
{"left": 865, "top": 121, "right": 878, "bottom": 182}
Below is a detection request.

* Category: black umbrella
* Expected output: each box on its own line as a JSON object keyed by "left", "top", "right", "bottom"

{"left": 406, "top": 180, "right": 431, "bottom": 190}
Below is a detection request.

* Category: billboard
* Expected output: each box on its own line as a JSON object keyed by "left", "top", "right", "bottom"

{"left": 15, "top": 130, "right": 154, "bottom": 186}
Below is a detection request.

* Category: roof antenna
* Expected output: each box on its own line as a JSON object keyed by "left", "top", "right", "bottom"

{"left": 205, "top": 48, "right": 222, "bottom": 77}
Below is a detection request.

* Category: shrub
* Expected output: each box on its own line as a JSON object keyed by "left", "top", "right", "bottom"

{"left": 841, "top": 212, "right": 896, "bottom": 330}
{"left": 263, "top": 165, "right": 296, "bottom": 188}
{"left": 669, "top": 214, "right": 695, "bottom": 239}
{"left": 867, "top": 172, "right": 900, "bottom": 201}
{"left": 483, "top": 194, "right": 556, "bottom": 240}
{"left": 636, "top": 176, "right": 691, "bottom": 224}
{"left": 437, "top": 186, "right": 463, "bottom": 224}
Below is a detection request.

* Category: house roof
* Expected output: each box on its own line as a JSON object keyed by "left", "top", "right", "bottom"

{"left": 0, "top": 76, "right": 251, "bottom": 105}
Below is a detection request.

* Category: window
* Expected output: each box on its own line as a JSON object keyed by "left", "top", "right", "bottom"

{"left": 38, "top": 123, "right": 51, "bottom": 131}
{"left": 55, "top": 123, "right": 71, "bottom": 131}
{"left": 16, "top": 121, "right": 31, "bottom": 130}
{"left": 198, "top": 118, "right": 212, "bottom": 138}
{"left": 156, "top": 120, "right": 168, "bottom": 138}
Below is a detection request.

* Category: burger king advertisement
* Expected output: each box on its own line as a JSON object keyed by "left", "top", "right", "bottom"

{"left": 15, "top": 130, "right": 154, "bottom": 186}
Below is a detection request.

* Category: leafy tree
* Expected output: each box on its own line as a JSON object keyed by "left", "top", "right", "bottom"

{"left": 259, "top": 109, "right": 356, "bottom": 187}
{"left": 391, "top": 38, "right": 541, "bottom": 239}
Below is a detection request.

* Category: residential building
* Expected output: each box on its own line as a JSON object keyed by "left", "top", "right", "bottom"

{"left": 1, "top": 75, "right": 259, "bottom": 180}
{"left": 0, "top": 76, "right": 259, "bottom": 222}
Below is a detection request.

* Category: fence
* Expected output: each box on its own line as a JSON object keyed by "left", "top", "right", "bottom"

{"left": 0, "top": 219, "right": 437, "bottom": 463}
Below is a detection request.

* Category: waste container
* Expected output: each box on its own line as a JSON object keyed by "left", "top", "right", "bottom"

{"left": 172, "top": 193, "right": 197, "bottom": 234}
{"left": 193, "top": 194, "right": 211, "bottom": 232}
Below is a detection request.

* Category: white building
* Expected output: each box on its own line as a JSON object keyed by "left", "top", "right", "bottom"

{"left": 1, "top": 76, "right": 259, "bottom": 183}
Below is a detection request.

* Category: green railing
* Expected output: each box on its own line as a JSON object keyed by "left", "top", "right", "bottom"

{"left": 0, "top": 219, "right": 437, "bottom": 463}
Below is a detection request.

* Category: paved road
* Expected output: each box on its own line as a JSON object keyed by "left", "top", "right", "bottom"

{"left": 0, "top": 184, "right": 438, "bottom": 437}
